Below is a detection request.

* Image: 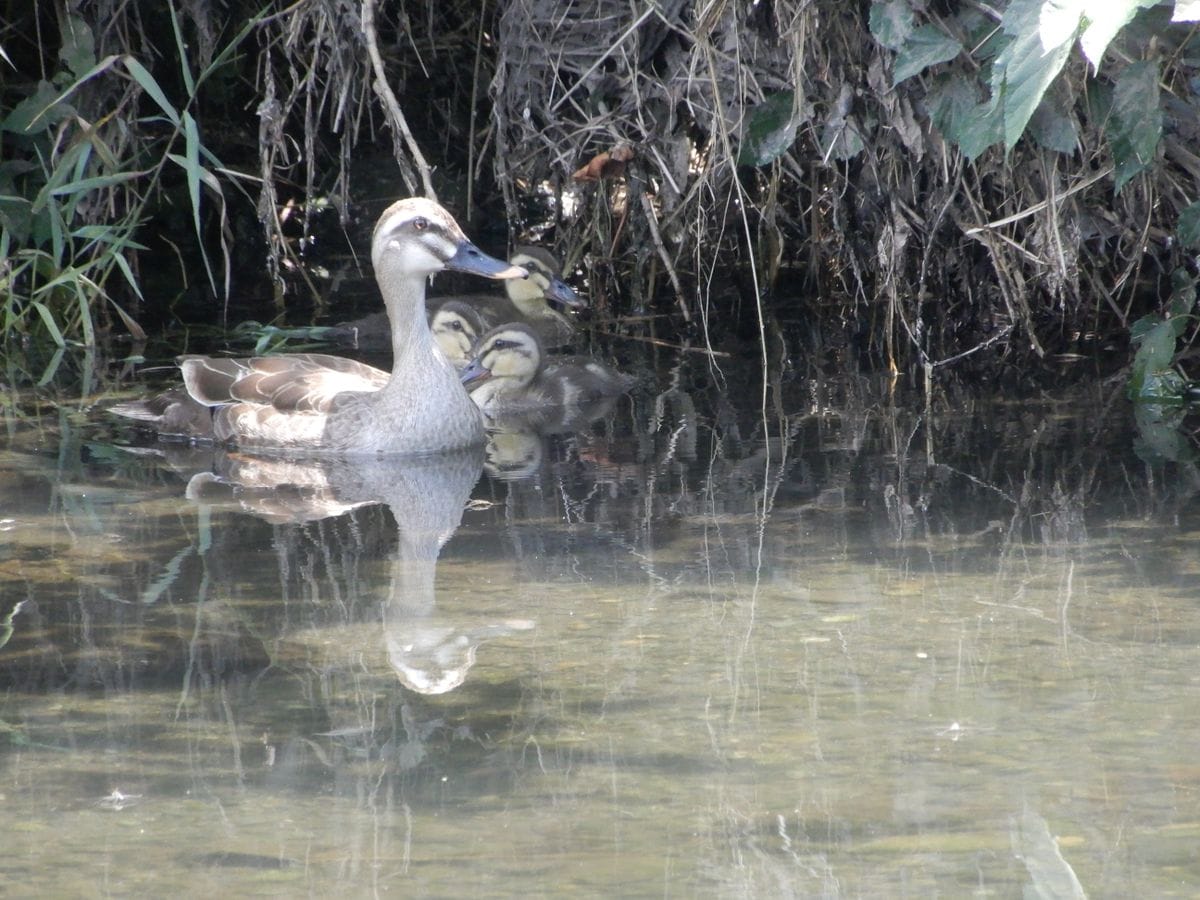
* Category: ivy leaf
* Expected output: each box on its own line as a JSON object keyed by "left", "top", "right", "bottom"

{"left": 1110, "top": 60, "right": 1162, "bottom": 193}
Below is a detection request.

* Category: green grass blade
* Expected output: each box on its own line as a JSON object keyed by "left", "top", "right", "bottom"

{"left": 74, "top": 284, "right": 96, "bottom": 346}
{"left": 29, "top": 54, "right": 120, "bottom": 129}
{"left": 110, "top": 251, "right": 145, "bottom": 301}
{"left": 30, "top": 301, "right": 66, "bottom": 347}
{"left": 167, "top": 0, "right": 196, "bottom": 96}
{"left": 122, "top": 55, "right": 180, "bottom": 127}
{"left": 50, "top": 170, "right": 144, "bottom": 196}
{"left": 183, "top": 112, "right": 201, "bottom": 237}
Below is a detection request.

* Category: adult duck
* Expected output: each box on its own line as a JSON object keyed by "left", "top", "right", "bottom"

{"left": 460, "top": 322, "right": 635, "bottom": 413}
{"left": 112, "top": 198, "right": 526, "bottom": 455}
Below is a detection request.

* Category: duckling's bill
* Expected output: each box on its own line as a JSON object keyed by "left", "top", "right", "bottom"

{"left": 446, "top": 242, "right": 528, "bottom": 280}
{"left": 543, "top": 274, "right": 586, "bottom": 308}
{"left": 459, "top": 358, "right": 492, "bottom": 387}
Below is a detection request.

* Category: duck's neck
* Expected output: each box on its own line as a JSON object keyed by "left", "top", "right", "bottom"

{"left": 376, "top": 268, "right": 444, "bottom": 390}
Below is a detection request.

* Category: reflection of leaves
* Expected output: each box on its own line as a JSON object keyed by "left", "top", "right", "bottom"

{"left": 1133, "top": 401, "right": 1194, "bottom": 464}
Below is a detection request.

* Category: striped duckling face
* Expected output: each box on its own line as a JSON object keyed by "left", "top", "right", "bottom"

{"left": 505, "top": 246, "right": 585, "bottom": 313}
{"left": 430, "top": 300, "right": 486, "bottom": 369}
{"left": 459, "top": 323, "right": 544, "bottom": 403}
{"left": 372, "top": 198, "right": 528, "bottom": 283}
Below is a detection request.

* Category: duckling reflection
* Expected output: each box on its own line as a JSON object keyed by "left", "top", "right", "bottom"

{"left": 171, "top": 447, "right": 534, "bottom": 694}
{"left": 479, "top": 395, "right": 623, "bottom": 481}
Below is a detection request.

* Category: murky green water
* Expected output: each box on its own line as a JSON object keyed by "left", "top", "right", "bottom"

{"left": 2, "top": 356, "right": 1199, "bottom": 897}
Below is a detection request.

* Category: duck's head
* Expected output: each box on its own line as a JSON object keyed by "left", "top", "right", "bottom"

{"left": 460, "top": 322, "right": 543, "bottom": 390}
{"left": 372, "top": 198, "right": 528, "bottom": 282}
{"left": 430, "top": 300, "right": 485, "bottom": 367}
{"left": 506, "top": 246, "right": 585, "bottom": 313}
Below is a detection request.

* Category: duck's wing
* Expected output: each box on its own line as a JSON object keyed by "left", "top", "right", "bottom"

{"left": 180, "top": 354, "right": 389, "bottom": 413}
{"left": 109, "top": 386, "right": 217, "bottom": 440}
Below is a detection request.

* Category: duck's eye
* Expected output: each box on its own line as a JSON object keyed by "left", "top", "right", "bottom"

{"left": 412, "top": 217, "right": 428, "bottom": 231}
{"left": 449, "top": 321, "right": 463, "bottom": 331}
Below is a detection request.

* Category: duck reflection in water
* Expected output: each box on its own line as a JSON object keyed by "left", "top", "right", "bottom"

{"left": 173, "top": 446, "right": 533, "bottom": 695}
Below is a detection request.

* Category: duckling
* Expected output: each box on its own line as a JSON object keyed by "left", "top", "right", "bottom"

{"left": 460, "top": 322, "right": 635, "bottom": 413}
{"left": 429, "top": 300, "right": 486, "bottom": 370}
{"left": 111, "top": 198, "right": 527, "bottom": 455}
{"left": 461, "top": 246, "right": 584, "bottom": 348}
{"left": 331, "top": 246, "right": 584, "bottom": 351}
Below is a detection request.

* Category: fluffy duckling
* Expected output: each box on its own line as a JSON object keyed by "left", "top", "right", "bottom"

{"left": 112, "top": 198, "right": 526, "bottom": 454}
{"left": 331, "top": 246, "right": 583, "bottom": 351}
{"left": 462, "top": 246, "right": 584, "bottom": 348}
{"left": 460, "top": 322, "right": 635, "bottom": 413}
{"left": 429, "top": 300, "right": 486, "bottom": 370}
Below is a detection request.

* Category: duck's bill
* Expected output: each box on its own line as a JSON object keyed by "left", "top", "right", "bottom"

{"left": 459, "top": 358, "right": 493, "bottom": 387}
{"left": 544, "top": 275, "right": 586, "bottom": 309}
{"left": 448, "top": 241, "right": 528, "bottom": 280}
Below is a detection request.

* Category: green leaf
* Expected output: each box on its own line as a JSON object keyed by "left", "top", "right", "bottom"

{"left": 1168, "top": 267, "right": 1197, "bottom": 316}
{"left": 74, "top": 283, "right": 96, "bottom": 346}
{"left": 994, "top": 0, "right": 1075, "bottom": 151}
{"left": 955, "top": 96, "right": 1005, "bottom": 161}
{"left": 122, "top": 56, "right": 180, "bottom": 127}
{"left": 1038, "top": 0, "right": 1087, "bottom": 49}
{"left": 1132, "top": 399, "right": 1192, "bottom": 463}
{"left": 1136, "top": 318, "right": 1182, "bottom": 372}
{"left": 30, "top": 300, "right": 66, "bottom": 348}
{"left": 1110, "top": 60, "right": 1162, "bottom": 193}
{"left": 927, "top": 76, "right": 977, "bottom": 137}
{"left": 1174, "top": 0, "right": 1200, "bottom": 21}
{"left": 1129, "top": 314, "right": 1160, "bottom": 343}
{"left": 1080, "top": 0, "right": 1160, "bottom": 71}
{"left": 183, "top": 111, "right": 202, "bottom": 236}
{"left": 869, "top": 1, "right": 914, "bottom": 51}
{"left": 1028, "top": 95, "right": 1079, "bottom": 153}
{"left": 1178, "top": 201, "right": 1200, "bottom": 248}
{"left": 49, "top": 171, "right": 144, "bottom": 196}
{"left": 2, "top": 81, "right": 74, "bottom": 135}
{"left": 892, "top": 25, "right": 962, "bottom": 86}
{"left": 820, "top": 117, "right": 866, "bottom": 161}
{"left": 58, "top": 14, "right": 96, "bottom": 78}
{"left": 738, "top": 91, "right": 804, "bottom": 166}
{"left": 166, "top": 0, "right": 196, "bottom": 96}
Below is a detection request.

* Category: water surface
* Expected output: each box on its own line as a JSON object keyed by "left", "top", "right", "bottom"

{"left": 2, "top": 355, "right": 1199, "bottom": 897}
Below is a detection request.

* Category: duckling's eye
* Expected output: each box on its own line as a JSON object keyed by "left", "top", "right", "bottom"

{"left": 412, "top": 217, "right": 428, "bottom": 231}
{"left": 491, "top": 339, "right": 515, "bottom": 351}
{"left": 448, "top": 321, "right": 463, "bottom": 331}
